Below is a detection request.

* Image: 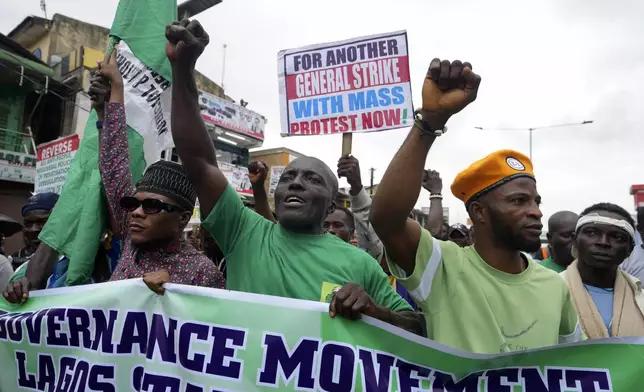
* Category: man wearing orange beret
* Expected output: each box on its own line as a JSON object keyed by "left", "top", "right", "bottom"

{"left": 371, "top": 58, "right": 582, "bottom": 353}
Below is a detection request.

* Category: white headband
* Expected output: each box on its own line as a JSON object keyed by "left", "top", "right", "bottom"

{"left": 576, "top": 213, "right": 635, "bottom": 240}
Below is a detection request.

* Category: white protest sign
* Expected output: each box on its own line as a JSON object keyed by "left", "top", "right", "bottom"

{"left": 35, "top": 134, "right": 79, "bottom": 194}
{"left": 278, "top": 31, "right": 414, "bottom": 137}
{"left": 268, "top": 165, "right": 286, "bottom": 197}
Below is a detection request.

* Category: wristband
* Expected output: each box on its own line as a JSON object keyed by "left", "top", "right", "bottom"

{"left": 414, "top": 109, "right": 448, "bottom": 137}
{"left": 429, "top": 194, "right": 443, "bottom": 200}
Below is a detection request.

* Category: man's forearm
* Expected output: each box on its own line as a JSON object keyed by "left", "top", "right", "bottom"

{"left": 171, "top": 68, "right": 218, "bottom": 171}
{"left": 25, "top": 243, "right": 58, "bottom": 289}
{"left": 374, "top": 306, "right": 425, "bottom": 336}
{"left": 371, "top": 125, "right": 436, "bottom": 233}
{"left": 426, "top": 198, "right": 443, "bottom": 236}
{"left": 252, "top": 185, "right": 277, "bottom": 223}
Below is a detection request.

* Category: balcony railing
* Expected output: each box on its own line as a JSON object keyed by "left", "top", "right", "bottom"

{"left": 0, "top": 127, "right": 35, "bottom": 155}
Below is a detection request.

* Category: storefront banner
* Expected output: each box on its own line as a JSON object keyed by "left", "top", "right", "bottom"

{"left": 278, "top": 31, "right": 415, "bottom": 137}
{"left": 1, "top": 280, "right": 643, "bottom": 391}
{"left": 220, "top": 161, "right": 252, "bottom": 195}
{"left": 0, "top": 148, "right": 35, "bottom": 184}
{"left": 35, "top": 135, "right": 80, "bottom": 194}
{"left": 199, "top": 90, "right": 266, "bottom": 141}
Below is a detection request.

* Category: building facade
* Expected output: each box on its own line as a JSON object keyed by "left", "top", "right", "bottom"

{"left": 0, "top": 30, "right": 72, "bottom": 254}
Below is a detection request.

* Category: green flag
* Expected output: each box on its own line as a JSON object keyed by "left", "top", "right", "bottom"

{"left": 39, "top": 0, "right": 177, "bottom": 285}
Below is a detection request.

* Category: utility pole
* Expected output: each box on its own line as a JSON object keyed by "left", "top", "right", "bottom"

{"left": 40, "top": 0, "right": 48, "bottom": 19}
{"left": 369, "top": 168, "right": 376, "bottom": 196}
{"left": 221, "top": 44, "right": 227, "bottom": 89}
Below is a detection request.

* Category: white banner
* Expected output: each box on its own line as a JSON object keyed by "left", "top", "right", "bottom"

{"left": 116, "top": 42, "right": 173, "bottom": 167}
{"left": 0, "top": 149, "right": 35, "bottom": 184}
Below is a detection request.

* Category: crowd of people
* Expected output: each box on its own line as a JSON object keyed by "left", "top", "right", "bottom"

{"left": 1, "top": 18, "right": 643, "bottom": 354}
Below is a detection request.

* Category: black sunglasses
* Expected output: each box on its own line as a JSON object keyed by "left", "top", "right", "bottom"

{"left": 119, "top": 196, "right": 186, "bottom": 214}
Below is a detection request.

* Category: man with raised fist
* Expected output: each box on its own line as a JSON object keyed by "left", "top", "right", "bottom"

{"left": 371, "top": 59, "right": 582, "bottom": 353}
{"left": 164, "top": 19, "right": 421, "bottom": 335}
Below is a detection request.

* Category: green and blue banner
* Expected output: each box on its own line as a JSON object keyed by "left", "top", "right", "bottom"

{"left": 0, "top": 280, "right": 642, "bottom": 391}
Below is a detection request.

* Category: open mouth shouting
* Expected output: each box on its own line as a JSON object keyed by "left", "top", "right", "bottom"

{"left": 284, "top": 194, "right": 305, "bottom": 207}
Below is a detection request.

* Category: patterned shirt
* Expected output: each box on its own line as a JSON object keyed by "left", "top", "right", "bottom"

{"left": 100, "top": 103, "right": 224, "bottom": 289}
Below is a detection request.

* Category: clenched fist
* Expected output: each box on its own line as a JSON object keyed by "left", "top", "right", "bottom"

{"left": 422, "top": 169, "right": 443, "bottom": 195}
{"left": 248, "top": 161, "right": 269, "bottom": 188}
{"left": 165, "top": 18, "right": 210, "bottom": 69}
{"left": 337, "top": 155, "right": 362, "bottom": 195}
{"left": 422, "top": 59, "right": 481, "bottom": 124}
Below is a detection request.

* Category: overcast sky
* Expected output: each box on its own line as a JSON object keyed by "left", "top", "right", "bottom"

{"left": 2, "top": 0, "right": 643, "bottom": 225}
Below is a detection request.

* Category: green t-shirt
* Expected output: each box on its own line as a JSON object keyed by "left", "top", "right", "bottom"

{"left": 387, "top": 228, "right": 582, "bottom": 353}
{"left": 203, "top": 185, "right": 411, "bottom": 312}
{"left": 540, "top": 256, "right": 566, "bottom": 273}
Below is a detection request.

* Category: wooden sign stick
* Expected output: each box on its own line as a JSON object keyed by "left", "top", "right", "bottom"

{"left": 341, "top": 133, "right": 353, "bottom": 156}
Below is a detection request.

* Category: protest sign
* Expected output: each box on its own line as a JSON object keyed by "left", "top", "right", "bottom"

{"left": 220, "top": 161, "right": 252, "bottom": 195}
{"left": 278, "top": 31, "right": 414, "bottom": 137}
{"left": 35, "top": 135, "right": 79, "bottom": 194}
{"left": 199, "top": 90, "right": 266, "bottom": 141}
{"left": 269, "top": 165, "right": 286, "bottom": 197}
{"left": 1, "top": 280, "right": 643, "bottom": 392}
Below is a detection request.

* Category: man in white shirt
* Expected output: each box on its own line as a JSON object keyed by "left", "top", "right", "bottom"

{"left": 620, "top": 208, "right": 644, "bottom": 282}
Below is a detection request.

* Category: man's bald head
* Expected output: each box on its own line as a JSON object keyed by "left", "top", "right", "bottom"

{"left": 548, "top": 211, "right": 579, "bottom": 234}
{"left": 274, "top": 156, "right": 339, "bottom": 234}
{"left": 547, "top": 210, "right": 579, "bottom": 268}
{"left": 287, "top": 156, "right": 338, "bottom": 195}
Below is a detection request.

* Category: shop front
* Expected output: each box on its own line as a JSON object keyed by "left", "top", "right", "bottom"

{"left": 163, "top": 89, "right": 265, "bottom": 209}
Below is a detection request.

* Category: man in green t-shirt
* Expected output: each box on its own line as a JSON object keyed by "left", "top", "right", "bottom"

{"left": 370, "top": 58, "right": 582, "bottom": 353}
{"left": 540, "top": 211, "right": 579, "bottom": 273}
{"left": 164, "top": 19, "right": 421, "bottom": 334}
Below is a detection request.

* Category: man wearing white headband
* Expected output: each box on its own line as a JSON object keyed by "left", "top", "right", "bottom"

{"left": 561, "top": 203, "right": 644, "bottom": 338}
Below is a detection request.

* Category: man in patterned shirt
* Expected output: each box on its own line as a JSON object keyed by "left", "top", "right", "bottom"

{"left": 90, "top": 53, "right": 224, "bottom": 292}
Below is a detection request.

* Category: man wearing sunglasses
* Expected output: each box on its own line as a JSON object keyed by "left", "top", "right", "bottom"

{"left": 92, "top": 52, "right": 224, "bottom": 292}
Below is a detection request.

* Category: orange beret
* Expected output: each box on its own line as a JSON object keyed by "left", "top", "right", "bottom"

{"left": 451, "top": 149, "right": 535, "bottom": 204}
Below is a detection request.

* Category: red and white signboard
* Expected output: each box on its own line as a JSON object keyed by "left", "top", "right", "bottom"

{"left": 278, "top": 31, "right": 414, "bottom": 136}
{"left": 631, "top": 184, "right": 644, "bottom": 209}
{"left": 35, "top": 134, "right": 80, "bottom": 194}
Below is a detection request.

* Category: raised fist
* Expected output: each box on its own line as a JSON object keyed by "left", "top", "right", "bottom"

{"left": 422, "top": 59, "right": 481, "bottom": 119}
{"left": 422, "top": 169, "right": 443, "bottom": 195}
{"left": 165, "top": 18, "right": 210, "bottom": 69}
{"left": 248, "top": 161, "right": 269, "bottom": 188}
{"left": 337, "top": 155, "right": 362, "bottom": 192}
